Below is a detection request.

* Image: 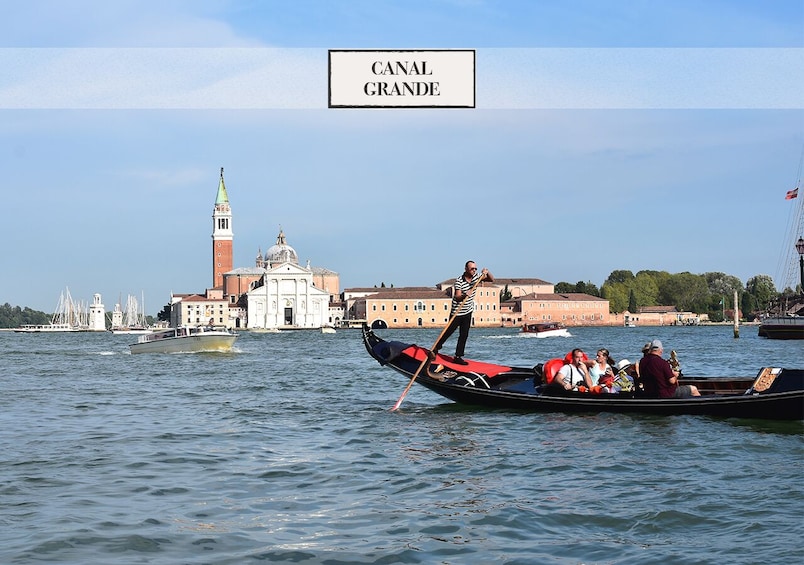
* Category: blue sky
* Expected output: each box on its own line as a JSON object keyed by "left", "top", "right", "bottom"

{"left": 1, "top": 1, "right": 803, "bottom": 313}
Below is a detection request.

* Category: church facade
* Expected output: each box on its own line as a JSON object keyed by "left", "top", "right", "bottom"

{"left": 244, "top": 261, "right": 331, "bottom": 330}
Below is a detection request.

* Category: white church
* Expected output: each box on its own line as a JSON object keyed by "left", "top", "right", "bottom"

{"left": 242, "top": 231, "right": 333, "bottom": 330}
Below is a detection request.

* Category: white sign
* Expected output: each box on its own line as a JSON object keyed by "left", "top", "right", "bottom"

{"left": 329, "top": 49, "right": 475, "bottom": 108}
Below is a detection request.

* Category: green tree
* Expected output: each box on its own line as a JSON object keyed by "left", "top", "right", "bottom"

{"left": 554, "top": 282, "right": 574, "bottom": 294}
{"left": 596, "top": 267, "right": 777, "bottom": 317}
{"left": 0, "top": 303, "right": 50, "bottom": 328}
{"left": 628, "top": 289, "right": 637, "bottom": 313}
{"left": 632, "top": 272, "right": 659, "bottom": 309}
{"left": 605, "top": 270, "right": 635, "bottom": 285}
{"left": 704, "top": 272, "right": 743, "bottom": 298}
{"left": 500, "top": 284, "right": 513, "bottom": 302}
{"left": 745, "top": 274, "right": 776, "bottom": 312}
{"left": 601, "top": 283, "right": 629, "bottom": 313}
{"left": 661, "top": 272, "right": 709, "bottom": 312}
{"left": 575, "top": 280, "right": 600, "bottom": 297}
{"left": 639, "top": 270, "right": 672, "bottom": 304}
{"left": 740, "top": 292, "right": 757, "bottom": 321}
{"left": 709, "top": 300, "right": 724, "bottom": 322}
{"left": 556, "top": 281, "right": 601, "bottom": 296}
{"left": 157, "top": 304, "right": 172, "bottom": 322}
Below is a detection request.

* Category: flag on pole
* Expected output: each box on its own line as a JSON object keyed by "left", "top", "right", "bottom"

{"left": 785, "top": 187, "right": 799, "bottom": 200}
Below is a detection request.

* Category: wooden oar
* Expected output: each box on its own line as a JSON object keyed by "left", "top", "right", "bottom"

{"left": 390, "top": 275, "right": 485, "bottom": 411}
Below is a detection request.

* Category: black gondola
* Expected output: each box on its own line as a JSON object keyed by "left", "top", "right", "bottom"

{"left": 362, "top": 325, "right": 804, "bottom": 420}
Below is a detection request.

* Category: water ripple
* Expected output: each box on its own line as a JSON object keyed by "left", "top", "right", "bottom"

{"left": 0, "top": 328, "right": 802, "bottom": 564}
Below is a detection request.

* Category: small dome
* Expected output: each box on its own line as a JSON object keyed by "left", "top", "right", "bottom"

{"left": 265, "top": 228, "right": 298, "bottom": 266}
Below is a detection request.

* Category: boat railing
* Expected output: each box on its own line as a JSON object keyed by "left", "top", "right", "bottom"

{"left": 136, "top": 325, "right": 235, "bottom": 343}
{"left": 191, "top": 324, "right": 234, "bottom": 334}
{"left": 138, "top": 328, "right": 179, "bottom": 343}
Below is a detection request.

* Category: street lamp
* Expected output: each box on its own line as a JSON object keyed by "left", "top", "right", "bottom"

{"left": 796, "top": 237, "right": 804, "bottom": 291}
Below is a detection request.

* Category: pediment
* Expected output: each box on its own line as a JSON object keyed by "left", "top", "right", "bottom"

{"left": 265, "top": 262, "right": 311, "bottom": 276}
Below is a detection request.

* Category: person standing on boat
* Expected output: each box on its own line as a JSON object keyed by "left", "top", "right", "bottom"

{"left": 556, "top": 348, "right": 594, "bottom": 390}
{"left": 431, "top": 260, "right": 493, "bottom": 365}
{"left": 639, "top": 340, "right": 700, "bottom": 398}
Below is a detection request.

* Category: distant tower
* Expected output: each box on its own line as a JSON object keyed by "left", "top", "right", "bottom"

{"left": 88, "top": 293, "right": 107, "bottom": 331}
{"left": 212, "top": 167, "right": 234, "bottom": 289}
{"left": 111, "top": 301, "right": 123, "bottom": 330}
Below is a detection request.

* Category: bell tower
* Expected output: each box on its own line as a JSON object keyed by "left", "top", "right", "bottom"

{"left": 212, "top": 167, "right": 233, "bottom": 289}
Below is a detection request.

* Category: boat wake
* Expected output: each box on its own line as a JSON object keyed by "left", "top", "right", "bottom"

{"left": 484, "top": 332, "right": 573, "bottom": 340}
{"left": 527, "top": 332, "right": 572, "bottom": 339}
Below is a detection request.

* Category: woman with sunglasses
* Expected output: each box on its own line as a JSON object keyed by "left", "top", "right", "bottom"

{"left": 590, "top": 348, "right": 617, "bottom": 391}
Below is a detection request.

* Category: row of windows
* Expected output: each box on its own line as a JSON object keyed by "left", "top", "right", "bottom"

{"left": 558, "top": 314, "right": 605, "bottom": 320}
{"left": 535, "top": 302, "right": 604, "bottom": 309}
{"left": 384, "top": 316, "right": 501, "bottom": 325}
{"left": 519, "top": 313, "right": 607, "bottom": 321}
{"left": 370, "top": 303, "right": 499, "bottom": 312}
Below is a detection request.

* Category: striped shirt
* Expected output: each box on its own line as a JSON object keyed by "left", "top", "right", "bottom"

{"left": 451, "top": 271, "right": 483, "bottom": 316}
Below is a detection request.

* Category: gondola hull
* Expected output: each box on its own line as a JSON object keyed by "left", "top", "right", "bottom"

{"left": 362, "top": 325, "right": 804, "bottom": 420}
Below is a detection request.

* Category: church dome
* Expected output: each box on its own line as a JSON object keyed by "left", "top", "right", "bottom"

{"left": 264, "top": 228, "right": 298, "bottom": 265}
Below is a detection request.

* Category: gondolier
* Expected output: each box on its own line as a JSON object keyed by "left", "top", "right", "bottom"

{"left": 431, "top": 260, "right": 493, "bottom": 365}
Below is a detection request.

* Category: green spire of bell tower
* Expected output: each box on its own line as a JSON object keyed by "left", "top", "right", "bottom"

{"left": 215, "top": 167, "right": 229, "bottom": 205}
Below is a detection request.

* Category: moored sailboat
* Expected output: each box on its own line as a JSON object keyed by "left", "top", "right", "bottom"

{"left": 110, "top": 293, "right": 152, "bottom": 335}
{"left": 759, "top": 152, "right": 804, "bottom": 340}
{"left": 14, "top": 287, "right": 87, "bottom": 333}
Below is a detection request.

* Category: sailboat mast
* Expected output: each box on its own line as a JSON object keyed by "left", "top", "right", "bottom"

{"left": 776, "top": 145, "right": 804, "bottom": 293}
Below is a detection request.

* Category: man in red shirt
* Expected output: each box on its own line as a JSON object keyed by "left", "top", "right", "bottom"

{"left": 638, "top": 340, "right": 700, "bottom": 398}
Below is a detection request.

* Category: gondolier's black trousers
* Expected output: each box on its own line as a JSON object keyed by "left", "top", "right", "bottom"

{"left": 433, "top": 312, "right": 473, "bottom": 357}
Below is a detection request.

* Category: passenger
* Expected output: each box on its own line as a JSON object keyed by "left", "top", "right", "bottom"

{"left": 590, "top": 348, "right": 616, "bottom": 388}
{"left": 612, "top": 359, "right": 636, "bottom": 392}
{"left": 634, "top": 342, "right": 651, "bottom": 380}
{"left": 631, "top": 341, "right": 652, "bottom": 392}
{"left": 555, "top": 348, "right": 594, "bottom": 391}
{"left": 639, "top": 340, "right": 700, "bottom": 398}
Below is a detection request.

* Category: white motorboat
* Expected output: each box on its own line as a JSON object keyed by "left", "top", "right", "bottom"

{"left": 14, "top": 323, "right": 80, "bottom": 333}
{"left": 129, "top": 325, "right": 238, "bottom": 354}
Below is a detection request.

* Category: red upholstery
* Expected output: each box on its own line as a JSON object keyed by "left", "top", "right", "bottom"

{"left": 543, "top": 358, "right": 565, "bottom": 384}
